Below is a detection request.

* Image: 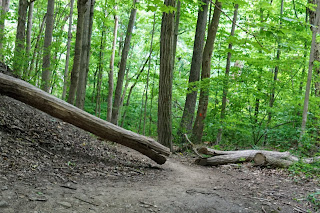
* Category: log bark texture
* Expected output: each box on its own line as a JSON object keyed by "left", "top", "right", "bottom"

{"left": 0, "top": 73, "right": 170, "bottom": 164}
{"left": 196, "top": 147, "right": 319, "bottom": 168}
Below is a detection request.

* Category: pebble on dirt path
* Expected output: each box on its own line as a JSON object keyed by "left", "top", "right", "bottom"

{"left": 0, "top": 200, "right": 9, "bottom": 208}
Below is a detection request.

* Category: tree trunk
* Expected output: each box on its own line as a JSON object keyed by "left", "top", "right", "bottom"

{"left": 107, "top": 8, "right": 119, "bottom": 122}
{"left": 23, "top": 0, "right": 33, "bottom": 79}
{"left": 76, "top": 0, "right": 94, "bottom": 109}
{"left": 143, "top": 13, "right": 156, "bottom": 135}
{"left": 172, "top": 0, "right": 180, "bottom": 69}
{"left": 95, "top": 30, "right": 104, "bottom": 117}
{"left": 252, "top": 7, "right": 264, "bottom": 144}
{"left": 121, "top": 56, "right": 150, "bottom": 127}
{"left": 149, "top": 66, "right": 156, "bottom": 136}
{"left": 0, "top": 0, "right": 10, "bottom": 60}
{"left": 84, "top": 0, "right": 95, "bottom": 97}
{"left": 301, "top": 0, "right": 320, "bottom": 137}
{"left": 13, "top": 0, "right": 28, "bottom": 77}
{"left": 27, "top": 14, "right": 46, "bottom": 81}
{"left": 0, "top": 73, "right": 170, "bottom": 164}
{"left": 67, "top": 0, "right": 87, "bottom": 105}
{"left": 216, "top": 4, "right": 239, "bottom": 144}
{"left": 62, "top": 0, "right": 74, "bottom": 100}
{"left": 158, "top": 0, "right": 175, "bottom": 149}
{"left": 41, "top": 0, "right": 55, "bottom": 92}
{"left": 266, "top": 0, "right": 284, "bottom": 132}
{"left": 111, "top": 0, "right": 138, "bottom": 125}
{"left": 196, "top": 147, "right": 320, "bottom": 167}
{"left": 177, "top": 0, "right": 209, "bottom": 142}
{"left": 192, "top": 1, "right": 222, "bottom": 143}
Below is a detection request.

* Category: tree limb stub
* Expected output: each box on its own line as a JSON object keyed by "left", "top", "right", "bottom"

{"left": 0, "top": 73, "right": 170, "bottom": 164}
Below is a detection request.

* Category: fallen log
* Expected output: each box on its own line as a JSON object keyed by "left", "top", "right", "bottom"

{"left": 196, "top": 147, "right": 320, "bottom": 168}
{"left": 0, "top": 73, "right": 170, "bottom": 164}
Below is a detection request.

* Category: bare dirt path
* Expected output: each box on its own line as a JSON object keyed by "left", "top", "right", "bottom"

{"left": 1, "top": 149, "right": 318, "bottom": 213}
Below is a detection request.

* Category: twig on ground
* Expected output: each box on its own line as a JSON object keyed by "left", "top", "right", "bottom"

{"left": 184, "top": 134, "right": 202, "bottom": 158}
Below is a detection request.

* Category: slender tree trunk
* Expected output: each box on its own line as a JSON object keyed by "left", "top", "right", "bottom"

{"left": 107, "top": 7, "right": 119, "bottom": 122}
{"left": 301, "top": 1, "right": 320, "bottom": 137}
{"left": 0, "top": 0, "right": 9, "bottom": 60}
{"left": 95, "top": 30, "right": 104, "bottom": 117}
{"left": 177, "top": 0, "right": 209, "bottom": 142}
{"left": 84, "top": 0, "right": 95, "bottom": 90}
{"left": 27, "top": 14, "right": 46, "bottom": 80}
{"left": 158, "top": 0, "right": 175, "bottom": 149}
{"left": 253, "top": 8, "right": 265, "bottom": 144}
{"left": 111, "top": 0, "right": 138, "bottom": 125}
{"left": 268, "top": 0, "right": 283, "bottom": 121}
{"left": 192, "top": 0, "right": 222, "bottom": 143}
{"left": 13, "top": 0, "right": 28, "bottom": 76}
{"left": 121, "top": 56, "right": 149, "bottom": 127}
{"left": 23, "top": 0, "right": 33, "bottom": 79}
{"left": 143, "top": 13, "right": 156, "bottom": 135}
{"left": 41, "top": 0, "right": 55, "bottom": 92}
{"left": 216, "top": 4, "right": 239, "bottom": 144}
{"left": 61, "top": 0, "right": 74, "bottom": 100}
{"left": 68, "top": 0, "right": 87, "bottom": 104}
{"left": 120, "top": 69, "right": 130, "bottom": 127}
{"left": 264, "top": 0, "right": 284, "bottom": 143}
{"left": 149, "top": 65, "right": 156, "bottom": 136}
{"left": 172, "top": 0, "right": 180, "bottom": 69}
{"left": 138, "top": 87, "right": 146, "bottom": 133}
{"left": 75, "top": 0, "right": 95, "bottom": 109}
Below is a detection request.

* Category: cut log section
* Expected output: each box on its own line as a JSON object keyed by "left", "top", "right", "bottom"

{"left": 196, "top": 147, "right": 320, "bottom": 168}
{"left": 0, "top": 73, "right": 170, "bottom": 164}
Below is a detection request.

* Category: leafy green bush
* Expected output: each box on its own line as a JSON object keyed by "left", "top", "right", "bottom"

{"left": 307, "top": 191, "right": 320, "bottom": 210}
{"left": 288, "top": 160, "right": 320, "bottom": 178}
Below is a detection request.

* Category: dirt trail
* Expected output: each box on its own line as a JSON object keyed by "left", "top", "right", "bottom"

{"left": 0, "top": 95, "right": 318, "bottom": 212}
{"left": 1, "top": 151, "right": 318, "bottom": 213}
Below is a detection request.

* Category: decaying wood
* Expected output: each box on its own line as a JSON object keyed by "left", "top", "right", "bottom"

{"left": 0, "top": 73, "right": 170, "bottom": 164}
{"left": 196, "top": 147, "right": 320, "bottom": 168}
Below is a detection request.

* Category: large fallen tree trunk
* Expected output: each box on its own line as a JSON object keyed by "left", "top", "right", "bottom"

{"left": 0, "top": 73, "right": 170, "bottom": 164}
{"left": 196, "top": 147, "right": 320, "bottom": 168}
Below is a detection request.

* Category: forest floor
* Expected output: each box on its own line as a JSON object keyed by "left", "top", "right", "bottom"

{"left": 0, "top": 95, "right": 319, "bottom": 213}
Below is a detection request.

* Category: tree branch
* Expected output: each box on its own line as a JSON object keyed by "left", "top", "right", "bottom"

{"left": 212, "top": 2, "right": 264, "bottom": 48}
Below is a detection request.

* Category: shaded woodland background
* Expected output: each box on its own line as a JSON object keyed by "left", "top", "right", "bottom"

{"left": 0, "top": 0, "right": 320, "bottom": 160}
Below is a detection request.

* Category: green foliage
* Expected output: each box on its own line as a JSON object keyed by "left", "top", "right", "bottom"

{"left": 288, "top": 160, "right": 320, "bottom": 178}
{"left": 308, "top": 191, "right": 320, "bottom": 210}
{"left": 3, "top": 0, "right": 320, "bottom": 180}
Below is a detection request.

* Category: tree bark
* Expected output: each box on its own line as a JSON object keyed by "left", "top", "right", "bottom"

{"left": 301, "top": 0, "right": 320, "bottom": 137}
{"left": 266, "top": 0, "right": 284, "bottom": 134}
{"left": 121, "top": 56, "right": 150, "bottom": 127}
{"left": 23, "top": 0, "right": 33, "bottom": 79}
{"left": 158, "top": 0, "right": 175, "bottom": 149}
{"left": 0, "top": 73, "right": 170, "bottom": 164}
{"left": 68, "top": 0, "right": 87, "bottom": 105}
{"left": 107, "top": 8, "right": 119, "bottom": 122}
{"left": 75, "top": 0, "right": 94, "bottom": 109}
{"left": 192, "top": 1, "right": 222, "bottom": 143}
{"left": 95, "top": 30, "right": 104, "bottom": 117}
{"left": 41, "top": 0, "right": 55, "bottom": 92}
{"left": 216, "top": 4, "right": 238, "bottom": 144}
{"left": 62, "top": 0, "right": 74, "bottom": 100}
{"left": 143, "top": 13, "right": 156, "bottom": 135}
{"left": 13, "top": 0, "right": 28, "bottom": 77}
{"left": 177, "top": 0, "right": 209, "bottom": 142}
{"left": 27, "top": 14, "right": 46, "bottom": 81}
{"left": 111, "top": 0, "right": 137, "bottom": 125}
{"left": 172, "top": 0, "right": 180, "bottom": 69}
{"left": 0, "top": 0, "right": 10, "bottom": 60}
{"left": 196, "top": 147, "right": 320, "bottom": 167}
